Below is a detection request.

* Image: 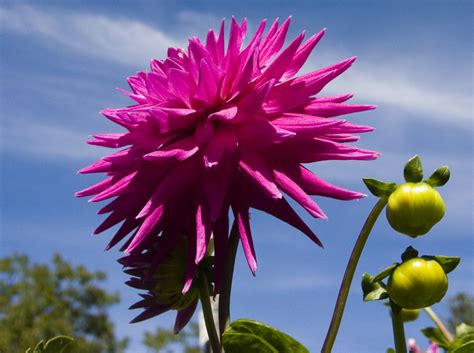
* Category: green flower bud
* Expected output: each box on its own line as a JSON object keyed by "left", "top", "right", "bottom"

{"left": 399, "top": 308, "right": 420, "bottom": 322}
{"left": 151, "top": 240, "right": 199, "bottom": 311}
{"left": 387, "top": 258, "right": 448, "bottom": 309}
{"left": 386, "top": 182, "right": 445, "bottom": 237}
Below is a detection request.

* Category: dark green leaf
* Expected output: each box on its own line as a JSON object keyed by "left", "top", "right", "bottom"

{"left": 421, "top": 327, "right": 451, "bottom": 349}
{"left": 404, "top": 155, "right": 423, "bottom": 182}
{"left": 373, "top": 263, "right": 398, "bottom": 283}
{"left": 361, "top": 273, "right": 389, "bottom": 301}
{"left": 450, "top": 341, "right": 474, "bottom": 353}
{"left": 363, "top": 178, "right": 397, "bottom": 197}
{"left": 425, "top": 166, "right": 450, "bottom": 187}
{"left": 401, "top": 246, "right": 419, "bottom": 262}
{"left": 423, "top": 256, "right": 461, "bottom": 274}
{"left": 223, "top": 319, "right": 309, "bottom": 353}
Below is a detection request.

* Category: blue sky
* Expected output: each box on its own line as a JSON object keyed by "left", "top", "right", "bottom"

{"left": 0, "top": 1, "right": 472, "bottom": 352}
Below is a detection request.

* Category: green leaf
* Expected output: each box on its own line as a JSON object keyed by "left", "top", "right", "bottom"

{"left": 425, "top": 166, "right": 450, "bottom": 187}
{"left": 363, "top": 178, "right": 397, "bottom": 197}
{"left": 361, "top": 273, "right": 389, "bottom": 301}
{"left": 401, "top": 246, "right": 419, "bottom": 262}
{"left": 26, "top": 336, "right": 73, "bottom": 353}
{"left": 223, "top": 319, "right": 309, "bottom": 353}
{"left": 373, "top": 263, "right": 398, "bottom": 283}
{"left": 449, "top": 324, "right": 474, "bottom": 352}
{"left": 423, "top": 255, "right": 461, "bottom": 274}
{"left": 32, "top": 340, "right": 46, "bottom": 353}
{"left": 42, "top": 336, "right": 73, "bottom": 353}
{"left": 404, "top": 155, "right": 423, "bottom": 182}
{"left": 455, "top": 323, "right": 474, "bottom": 337}
{"left": 386, "top": 349, "right": 395, "bottom": 353}
{"left": 450, "top": 341, "right": 474, "bottom": 353}
{"left": 421, "top": 327, "right": 451, "bottom": 349}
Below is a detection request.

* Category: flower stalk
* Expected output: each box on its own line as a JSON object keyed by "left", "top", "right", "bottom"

{"left": 218, "top": 221, "right": 240, "bottom": 338}
{"left": 390, "top": 301, "right": 408, "bottom": 353}
{"left": 423, "top": 307, "right": 454, "bottom": 343}
{"left": 321, "top": 197, "right": 388, "bottom": 353}
{"left": 198, "top": 272, "right": 221, "bottom": 353}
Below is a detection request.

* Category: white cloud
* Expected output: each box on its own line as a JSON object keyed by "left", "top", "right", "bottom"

{"left": 0, "top": 5, "right": 180, "bottom": 67}
{"left": 306, "top": 50, "right": 472, "bottom": 126}
{"left": 1, "top": 119, "right": 103, "bottom": 161}
{"left": 330, "top": 65, "right": 472, "bottom": 124}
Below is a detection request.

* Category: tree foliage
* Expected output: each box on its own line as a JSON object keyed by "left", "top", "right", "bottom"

{"left": 0, "top": 253, "right": 128, "bottom": 353}
{"left": 143, "top": 323, "right": 200, "bottom": 353}
{"left": 447, "top": 292, "right": 474, "bottom": 332}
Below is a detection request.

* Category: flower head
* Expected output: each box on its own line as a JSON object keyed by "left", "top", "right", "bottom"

{"left": 120, "top": 234, "right": 207, "bottom": 331}
{"left": 78, "top": 17, "right": 377, "bottom": 294}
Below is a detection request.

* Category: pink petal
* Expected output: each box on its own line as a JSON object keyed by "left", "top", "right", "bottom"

{"left": 259, "top": 17, "right": 291, "bottom": 66}
{"left": 239, "top": 152, "right": 282, "bottom": 199}
{"left": 286, "top": 165, "right": 365, "bottom": 200}
{"left": 274, "top": 169, "right": 327, "bottom": 219}
{"left": 144, "top": 137, "right": 199, "bottom": 162}
{"left": 125, "top": 205, "right": 164, "bottom": 253}
{"left": 174, "top": 300, "right": 198, "bottom": 333}
{"left": 282, "top": 28, "right": 326, "bottom": 80}
{"left": 195, "top": 204, "right": 213, "bottom": 264}
{"left": 233, "top": 205, "right": 257, "bottom": 275}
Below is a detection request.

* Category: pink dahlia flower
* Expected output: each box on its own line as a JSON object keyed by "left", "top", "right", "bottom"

{"left": 78, "top": 17, "right": 377, "bottom": 294}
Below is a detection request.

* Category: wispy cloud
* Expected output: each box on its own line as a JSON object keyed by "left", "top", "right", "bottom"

{"left": 0, "top": 5, "right": 180, "bottom": 67}
{"left": 305, "top": 51, "right": 472, "bottom": 126}
{"left": 1, "top": 119, "right": 103, "bottom": 161}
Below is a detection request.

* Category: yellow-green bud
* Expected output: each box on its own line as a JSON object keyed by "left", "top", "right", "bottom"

{"left": 399, "top": 308, "right": 420, "bottom": 322}
{"left": 387, "top": 258, "right": 448, "bottom": 309}
{"left": 386, "top": 182, "right": 445, "bottom": 237}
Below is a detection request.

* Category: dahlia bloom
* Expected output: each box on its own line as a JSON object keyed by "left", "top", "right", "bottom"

{"left": 77, "top": 17, "right": 377, "bottom": 294}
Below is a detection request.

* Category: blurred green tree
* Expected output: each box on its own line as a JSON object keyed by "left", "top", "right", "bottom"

{"left": 0, "top": 253, "right": 128, "bottom": 353}
{"left": 447, "top": 292, "right": 474, "bottom": 331}
{"left": 143, "top": 322, "right": 200, "bottom": 353}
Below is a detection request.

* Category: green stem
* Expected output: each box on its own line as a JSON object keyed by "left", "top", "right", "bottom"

{"left": 218, "top": 221, "right": 239, "bottom": 338}
{"left": 198, "top": 272, "right": 221, "bottom": 353}
{"left": 423, "top": 307, "right": 454, "bottom": 343}
{"left": 390, "top": 301, "right": 408, "bottom": 353}
{"left": 321, "top": 198, "right": 388, "bottom": 353}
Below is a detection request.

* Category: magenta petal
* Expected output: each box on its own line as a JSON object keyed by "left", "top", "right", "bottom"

{"left": 144, "top": 137, "right": 199, "bottom": 162}
{"left": 282, "top": 28, "right": 326, "bottom": 80}
{"left": 257, "top": 31, "right": 304, "bottom": 85}
{"left": 174, "top": 300, "right": 198, "bottom": 333}
{"left": 203, "top": 163, "right": 233, "bottom": 221}
{"left": 105, "top": 218, "right": 140, "bottom": 250}
{"left": 130, "top": 305, "right": 170, "bottom": 323}
{"left": 195, "top": 204, "right": 212, "bottom": 264}
{"left": 249, "top": 192, "right": 322, "bottom": 247}
{"left": 239, "top": 153, "right": 282, "bottom": 199}
{"left": 183, "top": 233, "right": 197, "bottom": 294}
{"left": 303, "top": 102, "right": 376, "bottom": 117}
{"left": 90, "top": 172, "right": 138, "bottom": 202}
{"left": 274, "top": 169, "right": 327, "bottom": 219}
{"left": 212, "top": 209, "right": 229, "bottom": 293}
{"left": 125, "top": 205, "right": 164, "bottom": 253}
{"left": 260, "top": 17, "right": 291, "bottom": 66}
{"left": 203, "top": 129, "right": 238, "bottom": 168}
{"left": 233, "top": 205, "right": 257, "bottom": 275}
{"left": 75, "top": 176, "right": 116, "bottom": 197}
{"left": 209, "top": 106, "right": 238, "bottom": 122}
{"left": 137, "top": 157, "right": 200, "bottom": 218}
